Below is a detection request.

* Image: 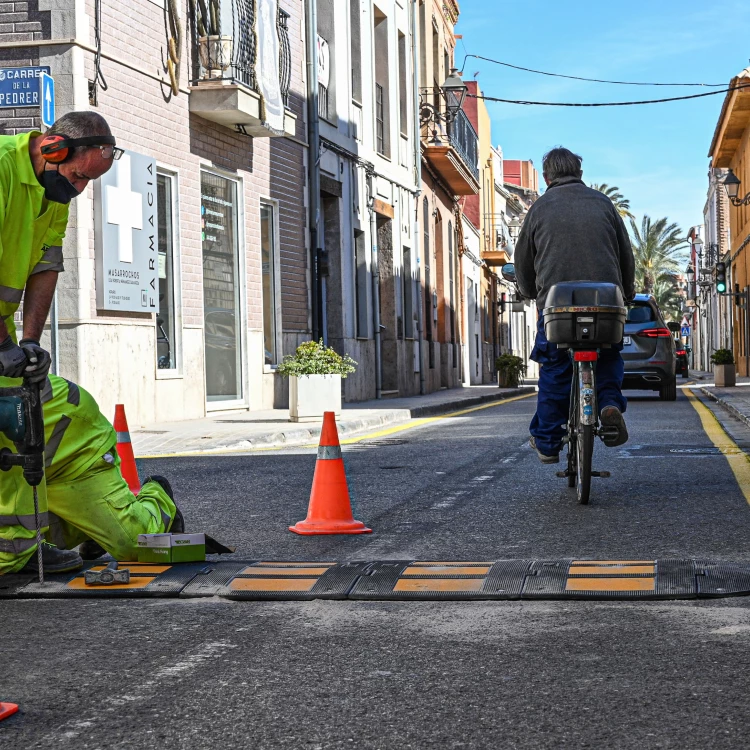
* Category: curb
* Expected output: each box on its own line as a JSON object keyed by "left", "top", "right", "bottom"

{"left": 134, "top": 387, "right": 535, "bottom": 457}
{"left": 699, "top": 387, "right": 750, "bottom": 430}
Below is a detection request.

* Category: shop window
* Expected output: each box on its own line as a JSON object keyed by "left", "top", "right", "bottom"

{"left": 156, "top": 172, "right": 179, "bottom": 371}
{"left": 201, "top": 172, "right": 242, "bottom": 402}
{"left": 260, "top": 202, "right": 280, "bottom": 365}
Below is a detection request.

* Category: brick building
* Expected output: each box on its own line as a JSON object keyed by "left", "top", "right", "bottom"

{"left": 708, "top": 65, "right": 750, "bottom": 376}
{"left": 1, "top": 0, "right": 310, "bottom": 424}
{"left": 417, "top": 0, "right": 473, "bottom": 390}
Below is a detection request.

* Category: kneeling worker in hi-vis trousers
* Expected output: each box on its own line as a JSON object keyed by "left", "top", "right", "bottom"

{"left": 0, "top": 111, "right": 183, "bottom": 576}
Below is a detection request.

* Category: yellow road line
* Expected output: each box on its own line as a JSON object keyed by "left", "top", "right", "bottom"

{"left": 685, "top": 388, "right": 750, "bottom": 505}
{"left": 136, "top": 391, "right": 536, "bottom": 459}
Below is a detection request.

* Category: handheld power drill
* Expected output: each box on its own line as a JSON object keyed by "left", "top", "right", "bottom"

{"left": 0, "top": 378, "right": 46, "bottom": 582}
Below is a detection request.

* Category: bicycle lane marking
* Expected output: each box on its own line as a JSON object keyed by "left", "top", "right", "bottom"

{"left": 685, "top": 388, "right": 750, "bottom": 506}
{"left": 136, "top": 392, "right": 538, "bottom": 458}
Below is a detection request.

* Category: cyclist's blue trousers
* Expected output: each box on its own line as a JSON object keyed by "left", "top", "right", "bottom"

{"left": 530, "top": 315, "right": 627, "bottom": 457}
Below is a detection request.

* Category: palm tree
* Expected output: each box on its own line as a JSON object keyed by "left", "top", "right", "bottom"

{"left": 629, "top": 216, "right": 686, "bottom": 295}
{"left": 590, "top": 183, "right": 634, "bottom": 220}
{"left": 652, "top": 277, "right": 682, "bottom": 322}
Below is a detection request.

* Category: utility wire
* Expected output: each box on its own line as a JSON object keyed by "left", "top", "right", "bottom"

{"left": 469, "top": 82, "right": 750, "bottom": 107}
{"left": 460, "top": 53, "right": 726, "bottom": 87}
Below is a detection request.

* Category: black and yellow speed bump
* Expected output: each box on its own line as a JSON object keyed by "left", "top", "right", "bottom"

{"left": 14, "top": 561, "right": 209, "bottom": 598}
{"left": 218, "top": 561, "right": 372, "bottom": 600}
{"left": 4, "top": 559, "right": 750, "bottom": 600}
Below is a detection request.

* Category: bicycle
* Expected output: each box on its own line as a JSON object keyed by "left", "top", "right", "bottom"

{"left": 556, "top": 347, "right": 619, "bottom": 504}
{"left": 542, "top": 283, "right": 627, "bottom": 505}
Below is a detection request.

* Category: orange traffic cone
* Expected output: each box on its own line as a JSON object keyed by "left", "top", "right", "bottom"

{"left": 0, "top": 703, "right": 18, "bottom": 722}
{"left": 114, "top": 404, "right": 141, "bottom": 495}
{"left": 289, "top": 412, "right": 372, "bottom": 535}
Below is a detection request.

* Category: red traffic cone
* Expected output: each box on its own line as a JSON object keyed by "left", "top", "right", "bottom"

{"left": 289, "top": 412, "right": 372, "bottom": 535}
{"left": 114, "top": 404, "right": 141, "bottom": 495}
{"left": 0, "top": 703, "right": 18, "bottom": 722}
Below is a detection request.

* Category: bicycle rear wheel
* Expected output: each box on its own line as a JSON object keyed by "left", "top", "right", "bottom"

{"left": 576, "top": 423, "right": 594, "bottom": 504}
{"left": 567, "top": 385, "right": 577, "bottom": 488}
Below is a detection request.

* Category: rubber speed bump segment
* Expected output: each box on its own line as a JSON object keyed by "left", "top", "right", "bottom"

{"left": 16, "top": 562, "right": 207, "bottom": 598}
{"left": 0, "top": 702, "right": 19, "bottom": 722}
{"left": 349, "top": 561, "right": 529, "bottom": 600}
{"left": 0, "top": 573, "right": 37, "bottom": 599}
{"left": 219, "top": 561, "right": 371, "bottom": 600}
{"left": 523, "top": 560, "right": 696, "bottom": 599}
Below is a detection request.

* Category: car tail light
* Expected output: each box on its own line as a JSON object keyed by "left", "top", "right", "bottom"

{"left": 573, "top": 351, "right": 598, "bottom": 361}
{"left": 637, "top": 327, "right": 672, "bottom": 338}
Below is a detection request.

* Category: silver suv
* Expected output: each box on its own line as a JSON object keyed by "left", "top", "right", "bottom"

{"left": 621, "top": 294, "right": 677, "bottom": 401}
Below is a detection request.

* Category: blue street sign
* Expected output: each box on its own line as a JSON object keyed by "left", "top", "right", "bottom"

{"left": 0, "top": 66, "right": 50, "bottom": 109}
{"left": 40, "top": 72, "right": 55, "bottom": 128}
{"left": 681, "top": 326, "right": 691, "bottom": 337}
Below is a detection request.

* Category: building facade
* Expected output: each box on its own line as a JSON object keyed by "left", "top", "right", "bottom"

{"left": 417, "top": 0, "right": 475, "bottom": 391}
{"left": 2, "top": 0, "right": 309, "bottom": 424}
{"left": 708, "top": 65, "right": 750, "bottom": 376}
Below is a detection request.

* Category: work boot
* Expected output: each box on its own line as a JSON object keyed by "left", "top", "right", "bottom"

{"left": 600, "top": 406, "right": 629, "bottom": 447}
{"left": 530, "top": 437, "right": 560, "bottom": 465}
{"left": 20, "top": 542, "right": 83, "bottom": 574}
{"left": 78, "top": 540, "right": 106, "bottom": 560}
{"left": 142, "top": 475, "right": 184, "bottom": 533}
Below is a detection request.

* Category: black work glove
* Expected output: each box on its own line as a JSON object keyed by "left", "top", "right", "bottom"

{"left": 19, "top": 338, "right": 52, "bottom": 384}
{"left": 0, "top": 336, "right": 29, "bottom": 379}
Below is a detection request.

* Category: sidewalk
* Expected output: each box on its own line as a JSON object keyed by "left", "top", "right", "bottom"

{"left": 131, "top": 384, "right": 536, "bottom": 457}
{"left": 692, "top": 370, "right": 750, "bottom": 430}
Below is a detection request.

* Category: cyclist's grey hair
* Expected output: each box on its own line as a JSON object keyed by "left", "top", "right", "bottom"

{"left": 46, "top": 111, "right": 112, "bottom": 159}
{"left": 542, "top": 146, "right": 583, "bottom": 182}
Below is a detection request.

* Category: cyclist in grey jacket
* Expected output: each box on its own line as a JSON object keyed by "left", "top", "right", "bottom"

{"left": 515, "top": 147, "right": 635, "bottom": 463}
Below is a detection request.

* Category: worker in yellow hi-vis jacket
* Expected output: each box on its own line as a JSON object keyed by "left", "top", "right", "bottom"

{"left": 0, "top": 112, "right": 179, "bottom": 576}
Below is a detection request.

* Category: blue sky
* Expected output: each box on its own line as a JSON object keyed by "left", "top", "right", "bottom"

{"left": 455, "top": 0, "right": 750, "bottom": 238}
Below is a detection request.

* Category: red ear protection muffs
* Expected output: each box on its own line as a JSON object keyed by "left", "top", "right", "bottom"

{"left": 40, "top": 134, "right": 117, "bottom": 164}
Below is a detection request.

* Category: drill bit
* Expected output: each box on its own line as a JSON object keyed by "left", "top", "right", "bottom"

{"left": 33, "top": 485, "right": 43, "bottom": 584}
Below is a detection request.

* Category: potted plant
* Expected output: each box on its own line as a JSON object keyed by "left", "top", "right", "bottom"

{"left": 195, "top": 0, "right": 233, "bottom": 79}
{"left": 711, "top": 348, "right": 736, "bottom": 387}
{"left": 496, "top": 353, "right": 526, "bottom": 388}
{"left": 277, "top": 340, "right": 357, "bottom": 422}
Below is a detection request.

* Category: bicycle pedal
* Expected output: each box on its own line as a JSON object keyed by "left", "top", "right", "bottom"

{"left": 591, "top": 471, "right": 611, "bottom": 478}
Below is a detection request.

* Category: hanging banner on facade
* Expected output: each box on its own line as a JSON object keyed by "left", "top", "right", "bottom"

{"left": 256, "top": 0, "right": 285, "bottom": 133}
{"left": 317, "top": 35, "right": 330, "bottom": 88}
{"left": 94, "top": 150, "right": 158, "bottom": 312}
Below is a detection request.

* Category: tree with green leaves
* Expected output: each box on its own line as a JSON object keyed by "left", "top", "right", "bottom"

{"left": 652, "top": 277, "right": 683, "bottom": 322}
{"left": 629, "top": 216, "right": 686, "bottom": 295}
{"left": 590, "top": 183, "right": 634, "bottom": 220}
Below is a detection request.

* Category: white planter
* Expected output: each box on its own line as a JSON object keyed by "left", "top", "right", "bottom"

{"left": 289, "top": 374, "right": 342, "bottom": 422}
{"left": 198, "top": 35, "right": 233, "bottom": 78}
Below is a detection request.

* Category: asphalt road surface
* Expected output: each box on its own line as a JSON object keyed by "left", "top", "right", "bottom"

{"left": 4, "top": 388, "right": 750, "bottom": 749}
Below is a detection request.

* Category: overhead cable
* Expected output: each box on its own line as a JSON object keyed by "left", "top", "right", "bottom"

{"left": 469, "top": 82, "right": 750, "bottom": 107}
{"left": 460, "top": 54, "right": 726, "bottom": 87}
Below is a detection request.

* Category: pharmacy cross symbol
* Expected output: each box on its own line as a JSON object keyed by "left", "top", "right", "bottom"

{"left": 104, "top": 154, "right": 143, "bottom": 263}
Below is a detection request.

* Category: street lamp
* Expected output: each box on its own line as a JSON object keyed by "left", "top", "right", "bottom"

{"left": 720, "top": 169, "right": 750, "bottom": 206}
{"left": 419, "top": 68, "right": 469, "bottom": 130}
{"left": 685, "top": 263, "right": 695, "bottom": 285}
{"left": 441, "top": 68, "right": 468, "bottom": 120}
{"left": 507, "top": 218, "right": 522, "bottom": 241}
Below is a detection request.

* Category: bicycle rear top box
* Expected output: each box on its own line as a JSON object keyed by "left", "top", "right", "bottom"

{"left": 543, "top": 282, "right": 626, "bottom": 346}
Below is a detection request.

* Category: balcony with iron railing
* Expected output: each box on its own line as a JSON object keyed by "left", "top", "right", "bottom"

{"left": 189, "top": 0, "right": 295, "bottom": 137}
{"left": 420, "top": 90, "right": 479, "bottom": 196}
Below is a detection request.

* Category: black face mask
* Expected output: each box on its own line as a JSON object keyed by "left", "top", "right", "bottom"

{"left": 40, "top": 167, "right": 81, "bottom": 204}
